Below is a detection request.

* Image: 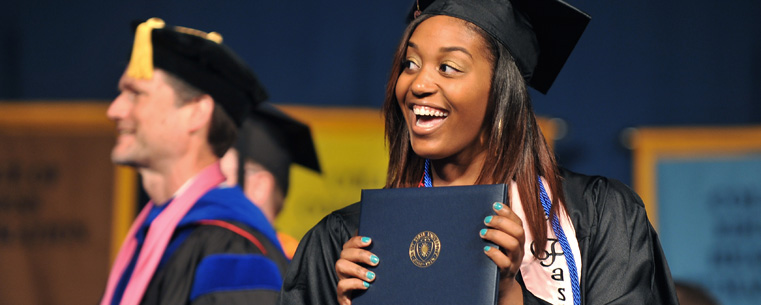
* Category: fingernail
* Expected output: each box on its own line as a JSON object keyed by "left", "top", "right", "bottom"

{"left": 370, "top": 254, "right": 380, "bottom": 264}
{"left": 361, "top": 237, "right": 371, "bottom": 244}
{"left": 493, "top": 202, "right": 503, "bottom": 211}
{"left": 484, "top": 246, "right": 491, "bottom": 252}
{"left": 480, "top": 229, "right": 487, "bottom": 237}
{"left": 484, "top": 216, "right": 493, "bottom": 224}
{"left": 363, "top": 281, "right": 371, "bottom": 288}
{"left": 366, "top": 271, "right": 375, "bottom": 280}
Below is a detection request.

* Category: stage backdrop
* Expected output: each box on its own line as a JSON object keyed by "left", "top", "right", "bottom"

{"left": 632, "top": 125, "right": 761, "bottom": 305}
{"left": 0, "top": 102, "right": 134, "bottom": 305}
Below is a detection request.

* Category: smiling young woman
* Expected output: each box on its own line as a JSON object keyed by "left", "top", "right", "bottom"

{"left": 278, "top": 1, "right": 680, "bottom": 305}
{"left": 393, "top": 15, "right": 494, "bottom": 168}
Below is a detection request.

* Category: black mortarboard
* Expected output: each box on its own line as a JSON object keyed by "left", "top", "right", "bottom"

{"left": 410, "top": 0, "right": 590, "bottom": 94}
{"left": 127, "top": 18, "right": 267, "bottom": 126}
{"left": 235, "top": 103, "right": 321, "bottom": 196}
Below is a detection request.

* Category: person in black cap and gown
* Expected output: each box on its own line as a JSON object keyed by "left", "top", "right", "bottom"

{"left": 277, "top": 0, "right": 679, "bottom": 304}
{"left": 220, "top": 103, "right": 322, "bottom": 259}
{"left": 101, "top": 18, "right": 288, "bottom": 305}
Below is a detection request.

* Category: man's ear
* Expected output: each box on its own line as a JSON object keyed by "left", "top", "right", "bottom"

{"left": 188, "top": 94, "right": 214, "bottom": 133}
{"left": 244, "top": 169, "right": 281, "bottom": 224}
{"left": 244, "top": 169, "right": 276, "bottom": 208}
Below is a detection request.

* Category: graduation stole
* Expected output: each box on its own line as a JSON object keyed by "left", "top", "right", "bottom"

{"left": 101, "top": 162, "right": 226, "bottom": 305}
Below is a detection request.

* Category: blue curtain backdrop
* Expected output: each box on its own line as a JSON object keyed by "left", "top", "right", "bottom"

{"left": 1, "top": 0, "right": 760, "bottom": 185}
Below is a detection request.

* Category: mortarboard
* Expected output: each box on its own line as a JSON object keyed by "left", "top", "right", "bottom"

{"left": 127, "top": 18, "right": 267, "bottom": 126}
{"left": 235, "top": 103, "right": 321, "bottom": 196}
{"left": 410, "top": 0, "right": 590, "bottom": 94}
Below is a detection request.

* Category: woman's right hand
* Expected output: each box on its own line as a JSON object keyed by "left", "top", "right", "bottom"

{"left": 335, "top": 236, "right": 380, "bottom": 305}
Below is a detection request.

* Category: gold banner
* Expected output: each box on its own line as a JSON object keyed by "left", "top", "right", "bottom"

{"left": 275, "top": 106, "right": 389, "bottom": 240}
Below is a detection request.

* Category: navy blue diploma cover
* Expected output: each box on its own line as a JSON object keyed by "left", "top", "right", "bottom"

{"left": 354, "top": 184, "right": 508, "bottom": 305}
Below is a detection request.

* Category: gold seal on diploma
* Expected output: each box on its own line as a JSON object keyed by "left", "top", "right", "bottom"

{"left": 409, "top": 231, "right": 441, "bottom": 268}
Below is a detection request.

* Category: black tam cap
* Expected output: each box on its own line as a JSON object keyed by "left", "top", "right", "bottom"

{"left": 235, "top": 103, "right": 321, "bottom": 196}
{"left": 410, "top": 0, "right": 590, "bottom": 94}
{"left": 127, "top": 18, "right": 267, "bottom": 126}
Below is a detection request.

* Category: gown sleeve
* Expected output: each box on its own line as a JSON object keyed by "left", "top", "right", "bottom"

{"left": 140, "top": 221, "right": 289, "bottom": 305}
{"left": 564, "top": 172, "right": 679, "bottom": 305}
{"left": 277, "top": 203, "right": 361, "bottom": 305}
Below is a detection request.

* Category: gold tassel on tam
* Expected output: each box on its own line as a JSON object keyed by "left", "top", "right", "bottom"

{"left": 126, "top": 18, "right": 165, "bottom": 80}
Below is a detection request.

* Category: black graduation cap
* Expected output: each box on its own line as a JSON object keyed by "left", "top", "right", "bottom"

{"left": 409, "top": 0, "right": 590, "bottom": 94}
{"left": 235, "top": 103, "right": 321, "bottom": 196}
{"left": 127, "top": 18, "right": 267, "bottom": 126}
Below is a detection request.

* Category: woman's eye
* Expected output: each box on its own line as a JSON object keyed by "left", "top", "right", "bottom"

{"left": 439, "top": 64, "right": 460, "bottom": 74}
{"left": 402, "top": 60, "right": 419, "bottom": 71}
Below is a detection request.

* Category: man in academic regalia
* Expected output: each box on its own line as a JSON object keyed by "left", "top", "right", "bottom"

{"left": 101, "top": 18, "right": 288, "bottom": 305}
{"left": 220, "top": 103, "right": 321, "bottom": 259}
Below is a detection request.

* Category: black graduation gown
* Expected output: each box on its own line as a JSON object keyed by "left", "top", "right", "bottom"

{"left": 106, "top": 187, "right": 289, "bottom": 305}
{"left": 277, "top": 169, "right": 679, "bottom": 305}
{"left": 141, "top": 221, "right": 289, "bottom": 305}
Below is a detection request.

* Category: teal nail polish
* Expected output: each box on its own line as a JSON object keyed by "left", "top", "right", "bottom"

{"left": 370, "top": 254, "right": 379, "bottom": 264}
{"left": 493, "top": 202, "right": 503, "bottom": 211}
{"left": 480, "top": 229, "right": 487, "bottom": 237}
{"left": 363, "top": 281, "right": 371, "bottom": 288}
{"left": 484, "top": 246, "right": 492, "bottom": 252}
{"left": 484, "top": 216, "right": 493, "bottom": 224}
{"left": 361, "top": 237, "right": 371, "bottom": 244}
{"left": 367, "top": 271, "right": 375, "bottom": 280}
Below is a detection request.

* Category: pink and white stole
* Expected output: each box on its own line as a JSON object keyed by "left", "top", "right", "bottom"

{"left": 100, "top": 162, "right": 225, "bottom": 305}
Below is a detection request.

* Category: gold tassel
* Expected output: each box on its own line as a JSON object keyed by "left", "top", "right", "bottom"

{"left": 126, "top": 18, "right": 166, "bottom": 80}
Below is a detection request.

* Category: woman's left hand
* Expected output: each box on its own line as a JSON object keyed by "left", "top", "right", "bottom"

{"left": 480, "top": 201, "right": 525, "bottom": 304}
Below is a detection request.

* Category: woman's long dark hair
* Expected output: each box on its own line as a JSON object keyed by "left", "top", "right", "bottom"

{"left": 382, "top": 15, "right": 567, "bottom": 258}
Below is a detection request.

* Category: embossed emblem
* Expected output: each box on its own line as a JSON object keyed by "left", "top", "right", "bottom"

{"left": 409, "top": 231, "right": 441, "bottom": 268}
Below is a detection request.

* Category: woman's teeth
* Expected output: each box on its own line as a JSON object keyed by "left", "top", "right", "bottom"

{"left": 413, "top": 105, "right": 448, "bottom": 117}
